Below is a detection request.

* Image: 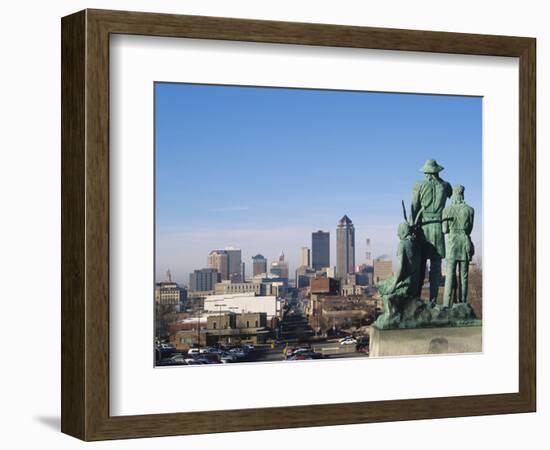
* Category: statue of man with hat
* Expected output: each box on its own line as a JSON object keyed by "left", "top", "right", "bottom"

{"left": 442, "top": 184, "right": 475, "bottom": 306}
{"left": 411, "top": 159, "right": 452, "bottom": 303}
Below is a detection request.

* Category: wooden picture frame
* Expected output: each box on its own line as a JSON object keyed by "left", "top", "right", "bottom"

{"left": 61, "top": 9, "right": 536, "bottom": 441}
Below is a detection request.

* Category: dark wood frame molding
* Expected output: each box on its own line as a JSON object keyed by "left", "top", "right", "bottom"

{"left": 61, "top": 9, "right": 536, "bottom": 441}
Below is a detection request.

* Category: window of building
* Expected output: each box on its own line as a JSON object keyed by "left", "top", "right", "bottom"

{"left": 255, "top": 320, "right": 258, "bottom": 327}
{"left": 213, "top": 322, "right": 217, "bottom": 329}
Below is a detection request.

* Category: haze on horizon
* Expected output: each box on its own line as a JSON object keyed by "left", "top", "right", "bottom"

{"left": 155, "top": 83, "right": 483, "bottom": 285}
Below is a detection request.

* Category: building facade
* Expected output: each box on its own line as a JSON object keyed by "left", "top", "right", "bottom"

{"left": 189, "top": 268, "right": 220, "bottom": 292}
{"left": 295, "top": 265, "right": 317, "bottom": 289}
{"left": 155, "top": 270, "right": 187, "bottom": 305}
{"left": 300, "top": 246, "right": 311, "bottom": 268}
{"left": 252, "top": 254, "right": 268, "bottom": 276}
{"left": 214, "top": 281, "right": 262, "bottom": 295}
{"left": 224, "top": 247, "right": 243, "bottom": 282}
{"left": 270, "top": 250, "right": 289, "bottom": 279}
{"left": 336, "top": 215, "right": 356, "bottom": 279}
{"left": 203, "top": 293, "right": 281, "bottom": 319}
{"left": 207, "top": 250, "right": 229, "bottom": 280}
{"left": 310, "top": 277, "right": 340, "bottom": 295}
{"left": 312, "top": 230, "right": 330, "bottom": 271}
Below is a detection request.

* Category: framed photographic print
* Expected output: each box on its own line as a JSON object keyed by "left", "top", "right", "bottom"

{"left": 61, "top": 9, "right": 536, "bottom": 441}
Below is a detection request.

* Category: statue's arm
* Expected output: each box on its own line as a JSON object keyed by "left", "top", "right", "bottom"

{"left": 466, "top": 208, "right": 474, "bottom": 235}
{"left": 442, "top": 207, "right": 450, "bottom": 234}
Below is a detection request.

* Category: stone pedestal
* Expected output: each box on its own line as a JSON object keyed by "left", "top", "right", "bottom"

{"left": 369, "top": 325, "right": 482, "bottom": 357}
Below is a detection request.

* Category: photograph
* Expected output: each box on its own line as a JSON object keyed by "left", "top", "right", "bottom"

{"left": 153, "top": 83, "right": 483, "bottom": 366}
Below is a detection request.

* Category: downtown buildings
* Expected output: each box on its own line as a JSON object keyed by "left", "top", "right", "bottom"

{"left": 311, "top": 230, "right": 330, "bottom": 271}
{"left": 155, "top": 270, "right": 187, "bottom": 306}
{"left": 189, "top": 268, "right": 220, "bottom": 293}
{"left": 251, "top": 254, "right": 267, "bottom": 276}
{"left": 207, "top": 247, "right": 244, "bottom": 282}
{"left": 270, "top": 251, "right": 289, "bottom": 279}
{"left": 336, "top": 215, "right": 355, "bottom": 279}
{"left": 300, "top": 247, "right": 311, "bottom": 268}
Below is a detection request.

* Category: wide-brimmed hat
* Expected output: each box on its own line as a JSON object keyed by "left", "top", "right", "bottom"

{"left": 420, "top": 159, "right": 444, "bottom": 173}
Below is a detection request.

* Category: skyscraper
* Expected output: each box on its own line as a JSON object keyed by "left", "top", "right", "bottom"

{"left": 240, "top": 261, "right": 246, "bottom": 283}
{"left": 311, "top": 230, "right": 330, "bottom": 271}
{"left": 252, "top": 254, "right": 268, "bottom": 276}
{"left": 336, "top": 215, "right": 355, "bottom": 279}
{"left": 208, "top": 250, "right": 229, "bottom": 280}
{"left": 224, "top": 247, "right": 242, "bottom": 281}
{"left": 270, "top": 250, "right": 289, "bottom": 279}
{"left": 300, "top": 246, "right": 311, "bottom": 268}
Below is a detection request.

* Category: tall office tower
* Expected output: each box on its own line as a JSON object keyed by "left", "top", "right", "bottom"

{"left": 311, "top": 230, "right": 330, "bottom": 271}
{"left": 207, "top": 250, "right": 229, "bottom": 280}
{"left": 224, "top": 246, "right": 243, "bottom": 282}
{"left": 336, "top": 215, "right": 355, "bottom": 279}
{"left": 240, "top": 261, "right": 246, "bottom": 282}
{"left": 300, "top": 246, "right": 311, "bottom": 268}
{"left": 270, "top": 250, "right": 289, "bottom": 279}
{"left": 189, "top": 268, "right": 220, "bottom": 292}
{"left": 252, "top": 254, "right": 267, "bottom": 276}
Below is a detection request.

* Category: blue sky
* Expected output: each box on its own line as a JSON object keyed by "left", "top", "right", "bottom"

{"left": 155, "top": 83, "right": 482, "bottom": 284}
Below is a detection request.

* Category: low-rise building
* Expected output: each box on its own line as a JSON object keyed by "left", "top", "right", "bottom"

{"left": 204, "top": 311, "right": 270, "bottom": 346}
{"left": 310, "top": 276, "right": 340, "bottom": 295}
{"left": 189, "top": 268, "right": 220, "bottom": 293}
{"left": 295, "top": 265, "right": 317, "bottom": 289}
{"left": 340, "top": 284, "right": 364, "bottom": 296}
{"left": 155, "top": 271, "right": 187, "bottom": 306}
{"left": 203, "top": 293, "right": 281, "bottom": 319}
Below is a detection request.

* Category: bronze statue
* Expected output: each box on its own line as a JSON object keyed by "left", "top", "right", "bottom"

{"left": 411, "top": 159, "right": 452, "bottom": 304}
{"left": 375, "top": 204, "right": 424, "bottom": 327}
{"left": 442, "top": 184, "right": 475, "bottom": 306}
{"left": 374, "top": 164, "right": 478, "bottom": 330}
{"left": 387, "top": 203, "right": 423, "bottom": 297}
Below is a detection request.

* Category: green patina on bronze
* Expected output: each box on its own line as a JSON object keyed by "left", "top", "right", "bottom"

{"left": 442, "top": 184, "right": 475, "bottom": 306}
{"left": 411, "top": 159, "right": 452, "bottom": 303}
{"left": 374, "top": 159, "right": 478, "bottom": 330}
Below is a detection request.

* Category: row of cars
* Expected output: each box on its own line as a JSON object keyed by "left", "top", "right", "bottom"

{"left": 284, "top": 346, "right": 324, "bottom": 361}
{"left": 157, "top": 344, "right": 255, "bottom": 366}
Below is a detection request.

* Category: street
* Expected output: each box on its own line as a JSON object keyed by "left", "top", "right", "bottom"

{"left": 249, "top": 340, "right": 369, "bottom": 362}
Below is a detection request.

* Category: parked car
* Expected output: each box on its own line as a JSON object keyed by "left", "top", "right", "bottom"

{"left": 198, "top": 347, "right": 213, "bottom": 354}
{"left": 156, "top": 342, "right": 176, "bottom": 357}
{"left": 201, "top": 353, "right": 221, "bottom": 364}
{"left": 220, "top": 352, "right": 237, "bottom": 363}
{"left": 187, "top": 348, "right": 200, "bottom": 356}
{"left": 157, "top": 354, "right": 187, "bottom": 366}
{"left": 185, "top": 357, "right": 209, "bottom": 365}
{"left": 287, "top": 351, "right": 323, "bottom": 361}
{"left": 339, "top": 337, "right": 357, "bottom": 345}
{"left": 229, "top": 348, "right": 246, "bottom": 358}
{"left": 169, "top": 354, "right": 187, "bottom": 364}
{"left": 242, "top": 344, "right": 255, "bottom": 353}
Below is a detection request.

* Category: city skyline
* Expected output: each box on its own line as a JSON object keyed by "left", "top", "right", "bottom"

{"left": 155, "top": 83, "right": 482, "bottom": 284}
